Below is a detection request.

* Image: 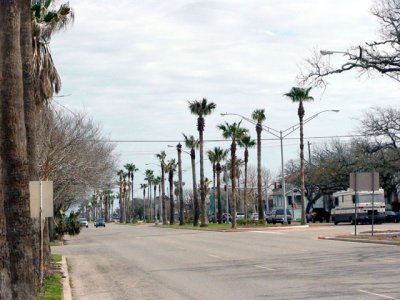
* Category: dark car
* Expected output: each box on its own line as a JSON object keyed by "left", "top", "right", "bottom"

{"left": 385, "top": 211, "right": 400, "bottom": 223}
{"left": 271, "top": 209, "right": 293, "bottom": 224}
{"left": 94, "top": 218, "right": 106, "bottom": 227}
{"left": 309, "top": 208, "right": 331, "bottom": 223}
{"left": 222, "top": 213, "right": 231, "bottom": 223}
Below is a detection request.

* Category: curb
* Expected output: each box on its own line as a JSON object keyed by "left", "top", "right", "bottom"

{"left": 62, "top": 256, "right": 72, "bottom": 300}
{"left": 318, "top": 236, "right": 400, "bottom": 246}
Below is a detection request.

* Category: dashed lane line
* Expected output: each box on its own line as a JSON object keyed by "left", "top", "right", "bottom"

{"left": 358, "top": 289, "right": 400, "bottom": 300}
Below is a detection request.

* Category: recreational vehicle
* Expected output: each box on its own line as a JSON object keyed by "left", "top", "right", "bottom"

{"left": 331, "top": 188, "right": 385, "bottom": 225}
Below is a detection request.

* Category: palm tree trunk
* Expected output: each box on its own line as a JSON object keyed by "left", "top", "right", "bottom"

{"left": 169, "top": 173, "right": 174, "bottom": 224}
{"left": 244, "top": 155, "right": 248, "bottom": 218}
{"left": 178, "top": 145, "right": 184, "bottom": 225}
{"left": 199, "top": 124, "right": 207, "bottom": 226}
{"left": 299, "top": 102, "right": 306, "bottom": 225}
{"left": 191, "top": 150, "right": 199, "bottom": 226}
{"left": 216, "top": 165, "right": 222, "bottom": 224}
{"left": 231, "top": 141, "right": 237, "bottom": 229}
{"left": 161, "top": 165, "right": 167, "bottom": 225}
{"left": 212, "top": 164, "right": 216, "bottom": 222}
{"left": 1, "top": 1, "right": 34, "bottom": 296}
{"left": 154, "top": 184, "right": 157, "bottom": 222}
{"left": 256, "top": 125, "right": 264, "bottom": 222}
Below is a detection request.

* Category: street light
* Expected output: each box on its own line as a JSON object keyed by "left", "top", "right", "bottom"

{"left": 221, "top": 109, "right": 339, "bottom": 224}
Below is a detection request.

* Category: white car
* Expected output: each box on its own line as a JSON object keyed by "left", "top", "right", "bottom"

{"left": 78, "top": 217, "right": 89, "bottom": 228}
{"left": 236, "top": 212, "right": 246, "bottom": 220}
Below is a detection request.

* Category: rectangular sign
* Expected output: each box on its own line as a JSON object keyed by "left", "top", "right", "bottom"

{"left": 349, "top": 172, "right": 379, "bottom": 191}
{"left": 29, "top": 181, "right": 54, "bottom": 218}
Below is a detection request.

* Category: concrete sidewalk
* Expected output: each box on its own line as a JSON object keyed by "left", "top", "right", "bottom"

{"left": 62, "top": 256, "right": 72, "bottom": 300}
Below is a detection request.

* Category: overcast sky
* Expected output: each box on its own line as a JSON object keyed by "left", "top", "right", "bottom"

{"left": 51, "top": 0, "right": 399, "bottom": 192}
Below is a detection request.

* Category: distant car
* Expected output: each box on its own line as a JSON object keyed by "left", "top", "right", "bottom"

{"left": 94, "top": 218, "right": 106, "bottom": 227}
{"left": 271, "top": 209, "right": 293, "bottom": 224}
{"left": 385, "top": 211, "right": 400, "bottom": 223}
{"left": 310, "top": 208, "right": 331, "bottom": 223}
{"left": 78, "top": 218, "right": 88, "bottom": 228}
{"left": 265, "top": 211, "right": 273, "bottom": 223}
{"left": 236, "top": 212, "right": 246, "bottom": 220}
{"left": 249, "top": 213, "right": 259, "bottom": 221}
{"left": 222, "top": 213, "right": 231, "bottom": 223}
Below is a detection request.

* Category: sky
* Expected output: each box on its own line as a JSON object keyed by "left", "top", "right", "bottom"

{"left": 51, "top": 0, "right": 399, "bottom": 193}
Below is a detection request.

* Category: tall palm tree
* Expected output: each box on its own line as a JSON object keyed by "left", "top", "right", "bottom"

{"left": 140, "top": 183, "right": 148, "bottom": 221}
{"left": 238, "top": 135, "right": 256, "bottom": 218}
{"left": 188, "top": 98, "right": 216, "bottom": 226}
{"left": 165, "top": 159, "right": 177, "bottom": 224}
{"left": 144, "top": 169, "right": 154, "bottom": 220}
{"left": 207, "top": 147, "right": 228, "bottom": 223}
{"left": 156, "top": 151, "right": 167, "bottom": 224}
{"left": 218, "top": 121, "right": 248, "bottom": 229}
{"left": 284, "top": 87, "right": 314, "bottom": 225}
{"left": 124, "top": 163, "right": 138, "bottom": 220}
{"left": 31, "top": 0, "right": 74, "bottom": 102}
{"left": 183, "top": 134, "right": 200, "bottom": 226}
{"left": 207, "top": 150, "right": 217, "bottom": 222}
{"left": 252, "top": 109, "right": 266, "bottom": 222}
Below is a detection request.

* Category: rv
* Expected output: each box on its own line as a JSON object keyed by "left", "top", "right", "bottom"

{"left": 331, "top": 188, "right": 385, "bottom": 225}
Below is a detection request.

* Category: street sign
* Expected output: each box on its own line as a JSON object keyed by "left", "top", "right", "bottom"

{"left": 29, "top": 181, "right": 54, "bottom": 218}
{"left": 349, "top": 172, "right": 379, "bottom": 191}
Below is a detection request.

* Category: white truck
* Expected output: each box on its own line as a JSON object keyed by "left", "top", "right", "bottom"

{"left": 331, "top": 188, "right": 385, "bottom": 225}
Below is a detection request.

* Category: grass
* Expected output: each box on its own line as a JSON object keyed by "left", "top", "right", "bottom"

{"left": 39, "top": 274, "right": 63, "bottom": 300}
{"left": 52, "top": 253, "right": 62, "bottom": 263}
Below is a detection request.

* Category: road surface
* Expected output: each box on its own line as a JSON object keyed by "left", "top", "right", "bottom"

{"left": 53, "top": 223, "right": 400, "bottom": 300}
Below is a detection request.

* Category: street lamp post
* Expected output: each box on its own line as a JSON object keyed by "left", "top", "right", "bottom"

{"left": 221, "top": 109, "right": 339, "bottom": 224}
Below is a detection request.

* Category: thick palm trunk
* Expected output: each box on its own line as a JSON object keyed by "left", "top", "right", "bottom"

{"left": 131, "top": 177, "right": 135, "bottom": 220}
{"left": 299, "top": 101, "right": 306, "bottom": 225}
{"left": 1, "top": 1, "right": 34, "bottom": 297}
{"left": 199, "top": 124, "right": 207, "bottom": 226}
{"left": 154, "top": 185, "right": 157, "bottom": 221}
{"left": 216, "top": 165, "right": 222, "bottom": 224}
{"left": 256, "top": 125, "right": 264, "bottom": 222}
{"left": 231, "top": 141, "right": 237, "bottom": 229}
{"left": 212, "top": 165, "right": 216, "bottom": 222}
{"left": 191, "top": 151, "right": 199, "bottom": 226}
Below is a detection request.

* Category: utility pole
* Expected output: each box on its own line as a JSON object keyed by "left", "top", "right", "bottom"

{"left": 177, "top": 143, "right": 184, "bottom": 225}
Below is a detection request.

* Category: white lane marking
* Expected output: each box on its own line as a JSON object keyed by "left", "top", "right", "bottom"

{"left": 255, "top": 265, "right": 275, "bottom": 271}
{"left": 208, "top": 254, "right": 222, "bottom": 259}
{"left": 358, "top": 289, "right": 400, "bottom": 300}
{"left": 249, "top": 231, "right": 284, "bottom": 235}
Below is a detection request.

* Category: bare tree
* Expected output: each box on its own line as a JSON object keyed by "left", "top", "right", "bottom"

{"left": 300, "top": 0, "right": 400, "bottom": 86}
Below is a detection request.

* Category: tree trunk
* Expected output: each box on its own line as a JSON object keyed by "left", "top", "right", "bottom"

{"left": 231, "top": 141, "right": 237, "bottom": 229}
{"left": 1, "top": 1, "right": 35, "bottom": 297}
{"left": 244, "top": 149, "right": 248, "bottom": 218}
{"left": 161, "top": 164, "right": 167, "bottom": 225}
{"left": 199, "top": 123, "right": 207, "bottom": 226}
{"left": 191, "top": 150, "right": 199, "bottom": 226}
{"left": 178, "top": 145, "right": 184, "bottom": 225}
{"left": 299, "top": 101, "right": 306, "bottom": 225}
{"left": 169, "top": 172, "right": 174, "bottom": 224}
{"left": 216, "top": 164, "right": 222, "bottom": 224}
{"left": 256, "top": 125, "right": 264, "bottom": 223}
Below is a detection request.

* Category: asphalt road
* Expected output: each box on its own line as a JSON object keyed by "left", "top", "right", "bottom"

{"left": 53, "top": 223, "right": 400, "bottom": 300}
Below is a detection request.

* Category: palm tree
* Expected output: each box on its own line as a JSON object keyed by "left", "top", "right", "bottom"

{"left": 124, "top": 163, "right": 138, "bottom": 220}
{"left": 207, "top": 147, "right": 228, "bottom": 223}
{"left": 140, "top": 183, "right": 148, "bottom": 221}
{"left": 284, "top": 87, "right": 314, "bottom": 225}
{"left": 218, "top": 121, "right": 248, "bottom": 228}
{"left": 117, "top": 170, "right": 127, "bottom": 223}
{"left": 238, "top": 135, "right": 256, "bottom": 218}
{"left": 183, "top": 134, "right": 200, "bottom": 226}
{"left": 31, "top": 0, "right": 74, "bottom": 102}
{"left": 252, "top": 109, "right": 266, "bottom": 222}
{"left": 156, "top": 151, "right": 167, "bottom": 224}
{"left": 165, "top": 159, "right": 177, "bottom": 224}
{"left": 188, "top": 98, "right": 216, "bottom": 226}
{"left": 144, "top": 169, "right": 154, "bottom": 220}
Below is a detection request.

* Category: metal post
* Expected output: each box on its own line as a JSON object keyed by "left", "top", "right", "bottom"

{"left": 280, "top": 131, "right": 287, "bottom": 224}
{"left": 354, "top": 173, "right": 357, "bottom": 236}
{"left": 372, "top": 172, "right": 375, "bottom": 236}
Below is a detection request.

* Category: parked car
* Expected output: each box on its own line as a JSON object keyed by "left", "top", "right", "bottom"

{"left": 94, "top": 218, "right": 106, "bottom": 227}
{"left": 270, "top": 209, "right": 293, "bottom": 224}
{"left": 236, "top": 212, "right": 246, "bottom": 220}
{"left": 78, "top": 217, "right": 88, "bottom": 228}
{"left": 265, "top": 211, "right": 273, "bottom": 223}
{"left": 222, "top": 213, "right": 231, "bottom": 223}
{"left": 249, "top": 213, "right": 259, "bottom": 221}
{"left": 309, "top": 208, "right": 331, "bottom": 223}
{"left": 385, "top": 211, "right": 400, "bottom": 223}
